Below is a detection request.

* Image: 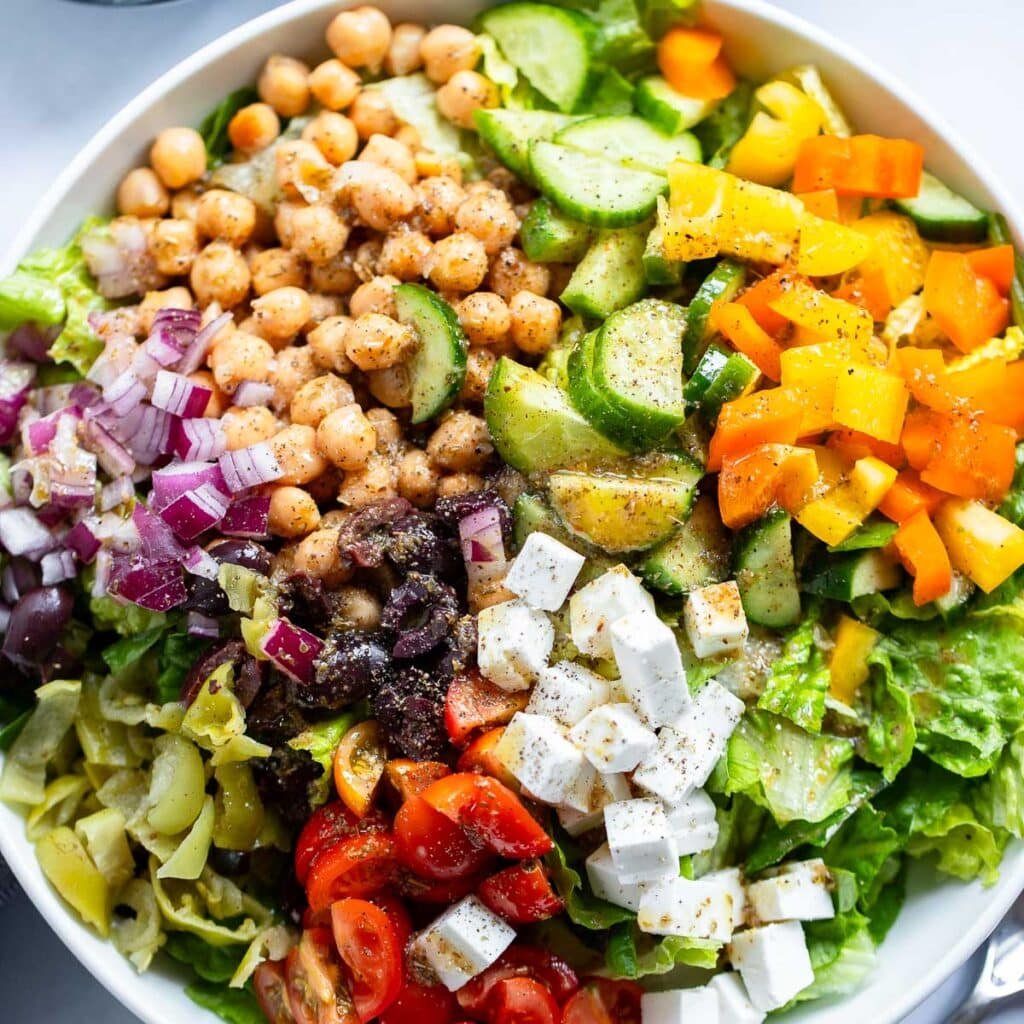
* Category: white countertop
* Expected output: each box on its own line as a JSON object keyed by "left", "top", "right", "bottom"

{"left": 0, "top": 1, "right": 1021, "bottom": 1021}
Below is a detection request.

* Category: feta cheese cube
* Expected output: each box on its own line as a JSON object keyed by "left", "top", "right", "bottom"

{"left": 505, "top": 532, "right": 586, "bottom": 611}
{"left": 569, "top": 564, "right": 655, "bottom": 658}
{"left": 663, "top": 789, "right": 719, "bottom": 855}
{"left": 585, "top": 842, "right": 647, "bottom": 911}
{"left": 703, "top": 867, "right": 747, "bottom": 932}
{"left": 638, "top": 876, "right": 735, "bottom": 941}
{"left": 642, "top": 988, "right": 719, "bottom": 1024}
{"left": 477, "top": 599, "right": 554, "bottom": 691}
{"left": 495, "top": 712, "right": 595, "bottom": 810}
{"left": 633, "top": 682, "right": 745, "bottom": 804}
{"left": 610, "top": 609, "right": 691, "bottom": 727}
{"left": 527, "top": 661, "right": 610, "bottom": 727}
{"left": 410, "top": 896, "right": 516, "bottom": 991}
{"left": 747, "top": 859, "right": 835, "bottom": 924}
{"left": 684, "top": 582, "right": 749, "bottom": 659}
{"left": 604, "top": 798, "right": 680, "bottom": 883}
{"left": 706, "top": 973, "right": 765, "bottom": 1024}
{"left": 557, "top": 771, "right": 631, "bottom": 836}
{"left": 727, "top": 922, "right": 815, "bottom": 1012}
{"left": 569, "top": 703, "right": 657, "bottom": 773}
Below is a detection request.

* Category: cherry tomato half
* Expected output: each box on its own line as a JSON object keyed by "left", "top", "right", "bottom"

{"left": 385, "top": 759, "right": 452, "bottom": 803}
{"left": 445, "top": 671, "right": 528, "bottom": 746}
{"left": 488, "top": 979, "right": 560, "bottom": 1024}
{"left": 456, "top": 948, "right": 579, "bottom": 1017}
{"left": 422, "top": 774, "right": 552, "bottom": 859}
{"left": 395, "top": 795, "right": 494, "bottom": 881}
{"left": 306, "top": 832, "right": 399, "bottom": 912}
{"left": 380, "top": 981, "right": 459, "bottom": 1024}
{"left": 395, "top": 868, "right": 486, "bottom": 905}
{"left": 254, "top": 960, "right": 294, "bottom": 1024}
{"left": 331, "top": 899, "right": 404, "bottom": 1022}
{"left": 285, "top": 928, "right": 358, "bottom": 1024}
{"left": 294, "top": 802, "right": 388, "bottom": 886}
{"left": 457, "top": 728, "right": 519, "bottom": 790}
{"left": 334, "top": 720, "right": 387, "bottom": 817}
{"left": 367, "top": 891, "right": 413, "bottom": 950}
{"left": 478, "top": 861, "right": 564, "bottom": 924}
{"left": 560, "top": 980, "right": 643, "bottom": 1024}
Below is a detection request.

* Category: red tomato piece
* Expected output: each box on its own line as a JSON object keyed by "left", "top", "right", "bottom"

{"left": 560, "top": 980, "right": 642, "bottom": 1024}
{"left": 445, "top": 671, "right": 529, "bottom": 746}
{"left": 394, "top": 868, "right": 487, "bottom": 905}
{"left": 306, "top": 832, "right": 399, "bottom": 912}
{"left": 488, "top": 979, "right": 560, "bottom": 1024}
{"left": 456, "top": 728, "right": 520, "bottom": 790}
{"left": 395, "top": 795, "right": 494, "bottom": 881}
{"left": 295, "top": 802, "right": 388, "bottom": 885}
{"left": 285, "top": 928, "right": 359, "bottom": 1024}
{"left": 331, "top": 899, "right": 404, "bottom": 1022}
{"left": 457, "top": 948, "right": 579, "bottom": 1017}
{"left": 478, "top": 862, "right": 564, "bottom": 924}
{"left": 422, "top": 774, "right": 553, "bottom": 859}
{"left": 385, "top": 759, "right": 452, "bottom": 802}
{"left": 254, "top": 960, "right": 294, "bottom": 1024}
{"left": 367, "top": 891, "right": 413, "bottom": 949}
{"left": 381, "top": 981, "right": 460, "bottom": 1024}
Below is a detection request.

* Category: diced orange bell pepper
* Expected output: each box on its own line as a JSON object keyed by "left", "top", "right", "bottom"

{"left": 711, "top": 301, "right": 784, "bottom": 380}
{"left": 967, "top": 245, "right": 1015, "bottom": 296}
{"left": 895, "top": 347, "right": 954, "bottom": 410}
{"left": 738, "top": 271, "right": 791, "bottom": 336}
{"left": 827, "top": 428, "right": 905, "bottom": 469}
{"left": 658, "top": 28, "right": 736, "bottom": 101}
{"left": 796, "top": 189, "right": 840, "bottom": 221}
{"left": 901, "top": 408, "right": 952, "bottom": 471}
{"left": 833, "top": 265, "right": 892, "bottom": 322}
{"left": 893, "top": 510, "right": 953, "bottom": 606}
{"left": 707, "top": 387, "right": 803, "bottom": 471}
{"left": 717, "top": 443, "right": 819, "bottom": 529}
{"left": 919, "top": 414, "right": 1017, "bottom": 503}
{"left": 923, "top": 250, "right": 1011, "bottom": 353}
{"left": 879, "top": 470, "right": 944, "bottom": 523}
{"left": 792, "top": 134, "right": 925, "bottom": 198}
{"left": 832, "top": 364, "right": 910, "bottom": 444}
{"left": 854, "top": 211, "right": 930, "bottom": 307}
{"left": 934, "top": 498, "right": 1024, "bottom": 592}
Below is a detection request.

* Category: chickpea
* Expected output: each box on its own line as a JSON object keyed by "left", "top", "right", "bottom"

{"left": 438, "top": 472, "right": 484, "bottom": 498}
{"left": 378, "top": 228, "right": 432, "bottom": 281}
{"left": 348, "top": 91, "right": 399, "bottom": 139}
{"left": 344, "top": 312, "right": 415, "bottom": 371}
{"left": 365, "top": 407, "right": 402, "bottom": 452}
{"left": 305, "top": 293, "right": 345, "bottom": 332}
{"left": 222, "top": 405, "right": 279, "bottom": 450}
{"left": 424, "top": 232, "right": 488, "bottom": 293}
{"left": 250, "top": 286, "right": 312, "bottom": 346}
{"left": 307, "top": 316, "right": 355, "bottom": 374}
{"left": 394, "top": 125, "right": 422, "bottom": 152}
{"left": 135, "top": 290, "right": 190, "bottom": 341}
{"left": 386, "top": 22, "right": 426, "bottom": 76}
{"left": 360, "top": 134, "right": 417, "bottom": 185}
{"left": 488, "top": 246, "right": 550, "bottom": 302}
{"left": 269, "top": 345, "right": 318, "bottom": 410}
{"left": 150, "top": 218, "right": 200, "bottom": 277}
{"left": 333, "top": 586, "right": 383, "bottom": 630}
{"left": 352, "top": 238, "right": 382, "bottom": 281}
{"left": 150, "top": 127, "right": 207, "bottom": 190}
{"left": 420, "top": 25, "right": 480, "bottom": 83}
{"left": 250, "top": 247, "right": 306, "bottom": 296}
{"left": 271, "top": 424, "right": 328, "bottom": 485}
{"left": 288, "top": 204, "right": 350, "bottom": 265}
{"left": 268, "top": 486, "right": 320, "bottom": 538}
{"left": 293, "top": 527, "right": 348, "bottom": 585}
{"left": 308, "top": 59, "right": 362, "bottom": 112}
{"left": 349, "top": 275, "right": 399, "bottom": 318}
{"left": 190, "top": 241, "right": 251, "bottom": 307}
{"left": 258, "top": 55, "right": 311, "bottom": 118}
{"left": 195, "top": 189, "right": 257, "bottom": 246}
{"left": 291, "top": 373, "right": 355, "bottom": 427}
{"left": 117, "top": 167, "right": 169, "bottom": 218}
{"left": 316, "top": 404, "right": 377, "bottom": 470}
{"left": 397, "top": 447, "right": 438, "bottom": 507}
{"left": 437, "top": 70, "right": 499, "bottom": 130}
{"left": 228, "top": 102, "right": 281, "bottom": 153}
{"left": 427, "top": 410, "right": 493, "bottom": 472}
{"left": 302, "top": 111, "right": 359, "bottom": 166}
{"left": 349, "top": 166, "right": 417, "bottom": 232}
{"left": 188, "top": 369, "right": 226, "bottom": 418}
{"left": 366, "top": 364, "right": 411, "bottom": 408}
{"left": 276, "top": 140, "right": 332, "bottom": 200}
{"left": 455, "top": 291, "right": 510, "bottom": 347}
{"left": 509, "top": 290, "right": 562, "bottom": 355}
{"left": 326, "top": 6, "right": 392, "bottom": 70}
{"left": 273, "top": 200, "right": 305, "bottom": 250}
{"left": 209, "top": 331, "right": 274, "bottom": 393}
{"left": 338, "top": 451, "right": 398, "bottom": 507}
{"left": 461, "top": 346, "right": 496, "bottom": 403}
{"left": 170, "top": 188, "right": 202, "bottom": 222}
{"left": 415, "top": 175, "right": 465, "bottom": 237}
{"left": 455, "top": 190, "right": 519, "bottom": 255}
{"left": 310, "top": 252, "right": 359, "bottom": 296}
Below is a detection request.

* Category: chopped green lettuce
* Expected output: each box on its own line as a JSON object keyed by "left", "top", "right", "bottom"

{"left": 998, "top": 444, "right": 1024, "bottom": 526}
{"left": 546, "top": 833, "right": 635, "bottom": 930}
{"left": 905, "top": 803, "right": 1006, "bottom": 885}
{"left": 693, "top": 79, "right": 754, "bottom": 169}
{"left": 102, "top": 626, "right": 166, "bottom": 675}
{"left": 757, "top": 611, "right": 831, "bottom": 732}
{"left": 791, "top": 911, "right": 876, "bottom": 1006}
{"left": 185, "top": 981, "right": 265, "bottom": 1024}
{"left": 156, "top": 632, "right": 214, "bottom": 705}
{"left": 165, "top": 932, "right": 246, "bottom": 983}
{"left": 822, "top": 805, "right": 902, "bottom": 909}
{"left": 289, "top": 708, "right": 365, "bottom": 807}
{"left": 605, "top": 922, "right": 720, "bottom": 978}
{"left": 90, "top": 593, "right": 168, "bottom": 637}
{"left": 198, "top": 88, "right": 260, "bottom": 167}
{"left": 975, "top": 727, "right": 1024, "bottom": 838}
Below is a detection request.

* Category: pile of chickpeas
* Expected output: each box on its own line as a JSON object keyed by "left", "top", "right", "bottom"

{"left": 108, "top": 5, "right": 570, "bottom": 600}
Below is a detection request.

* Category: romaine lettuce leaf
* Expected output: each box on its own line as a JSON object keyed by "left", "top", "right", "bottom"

{"left": 185, "top": 981, "right": 265, "bottom": 1024}
{"left": 165, "top": 932, "right": 245, "bottom": 983}
{"left": 998, "top": 443, "right": 1024, "bottom": 526}
{"left": 974, "top": 727, "right": 1024, "bottom": 838}
{"left": 156, "top": 632, "right": 214, "bottom": 705}
{"left": 605, "top": 922, "right": 720, "bottom": 978}
{"left": 693, "top": 80, "right": 754, "bottom": 169}
{"left": 791, "top": 911, "right": 876, "bottom": 1006}
{"left": 823, "top": 805, "right": 902, "bottom": 908}
{"left": 90, "top": 593, "right": 168, "bottom": 637}
{"left": 102, "top": 626, "right": 166, "bottom": 675}
{"left": 905, "top": 803, "right": 1006, "bottom": 885}
{"left": 546, "top": 833, "right": 635, "bottom": 930}
{"left": 757, "top": 612, "right": 830, "bottom": 732}
{"left": 288, "top": 708, "right": 365, "bottom": 807}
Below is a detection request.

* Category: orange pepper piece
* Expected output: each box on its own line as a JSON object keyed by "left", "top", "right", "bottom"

{"left": 795, "top": 189, "right": 840, "bottom": 221}
{"left": 827, "top": 428, "right": 906, "bottom": 469}
{"left": 901, "top": 408, "right": 952, "bottom": 471}
{"left": 919, "top": 414, "right": 1017, "bottom": 503}
{"left": 879, "top": 470, "right": 944, "bottom": 523}
{"left": 792, "top": 134, "right": 924, "bottom": 199}
{"left": 737, "top": 271, "right": 792, "bottom": 336}
{"left": 657, "top": 27, "right": 736, "bottom": 101}
{"left": 967, "top": 245, "right": 1015, "bottom": 296}
{"left": 718, "top": 444, "right": 818, "bottom": 529}
{"left": 893, "top": 510, "right": 953, "bottom": 606}
{"left": 923, "top": 250, "right": 1011, "bottom": 352}
{"left": 833, "top": 264, "right": 892, "bottom": 322}
{"left": 708, "top": 387, "right": 803, "bottom": 471}
{"left": 711, "top": 301, "right": 784, "bottom": 380}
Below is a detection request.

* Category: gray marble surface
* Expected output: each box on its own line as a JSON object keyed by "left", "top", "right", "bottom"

{"left": 1, "top": 0, "right": 1023, "bottom": 1021}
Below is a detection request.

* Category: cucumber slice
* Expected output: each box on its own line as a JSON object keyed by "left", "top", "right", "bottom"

{"left": 643, "top": 203, "right": 684, "bottom": 285}
{"left": 561, "top": 224, "right": 649, "bottom": 320}
{"left": 521, "top": 197, "right": 593, "bottom": 263}
{"left": 477, "top": 2, "right": 597, "bottom": 113}
{"left": 555, "top": 115, "right": 701, "bottom": 175}
{"left": 484, "top": 356, "right": 626, "bottom": 474}
{"left": 548, "top": 453, "right": 702, "bottom": 553}
{"left": 640, "top": 494, "right": 731, "bottom": 595}
{"left": 394, "top": 283, "right": 467, "bottom": 424}
{"left": 684, "top": 344, "right": 760, "bottom": 423}
{"left": 804, "top": 548, "right": 903, "bottom": 602}
{"left": 513, "top": 492, "right": 577, "bottom": 551}
{"left": 474, "top": 109, "right": 579, "bottom": 185}
{"left": 734, "top": 511, "right": 801, "bottom": 628}
{"left": 566, "top": 329, "right": 637, "bottom": 449}
{"left": 635, "top": 76, "right": 720, "bottom": 135}
{"left": 894, "top": 171, "right": 988, "bottom": 244}
{"left": 529, "top": 141, "right": 668, "bottom": 228}
{"left": 682, "top": 259, "right": 747, "bottom": 374}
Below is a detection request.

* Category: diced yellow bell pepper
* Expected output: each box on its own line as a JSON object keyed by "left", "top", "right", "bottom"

{"left": 933, "top": 498, "right": 1024, "bottom": 592}
{"left": 36, "top": 826, "right": 111, "bottom": 936}
{"left": 768, "top": 277, "right": 874, "bottom": 350}
{"left": 784, "top": 65, "right": 853, "bottom": 137}
{"left": 730, "top": 178, "right": 805, "bottom": 263}
{"left": 663, "top": 162, "right": 731, "bottom": 262}
{"left": 853, "top": 211, "right": 930, "bottom": 305}
{"left": 796, "top": 456, "right": 897, "bottom": 545}
{"left": 832, "top": 365, "right": 909, "bottom": 444}
{"left": 807, "top": 443, "right": 850, "bottom": 487}
{"left": 780, "top": 341, "right": 851, "bottom": 435}
{"left": 848, "top": 456, "right": 899, "bottom": 507}
{"left": 829, "top": 614, "right": 879, "bottom": 705}
{"left": 796, "top": 214, "right": 874, "bottom": 277}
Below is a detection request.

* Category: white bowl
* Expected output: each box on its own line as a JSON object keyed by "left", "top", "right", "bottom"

{"left": 2, "top": 1, "right": 1022, "bottom": 1022}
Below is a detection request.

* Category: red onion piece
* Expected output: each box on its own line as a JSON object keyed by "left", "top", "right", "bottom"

{"left": 81, "top": 417, "right": 136, "bottom": 477}
{"left": 150, "top": 461, "right": 228, "bottom": 509}
{"left": 41, "top": 549, "right": 77, "bottom": 585}
{"left": 459, "top": 505, "right": 507, "bottom": 591}
{"left": 177, "top": 311, "right": 231, "bottom": 375}
{"left": 103, "top": 368, "right": 147, "bottom": 417}
{"left": 108, "top": 555, "right": 186, "bottom": 611}
{"left": 184, "top": 545, "right": 220, "bottom": 580}
{"left": 1, "top": 560, "right": 39, "bottom": 603}
{"left": 81, "top": 219, "right": 164, "bottom": 300}
{"left": 219, "top": 495, "right": 271, "bottom": 539}
{"left": 0, "top": 605, "right": 11, "bottom": 633}
{"left": 132, "top": 502, "right": 186, "bottom": 562}
{"left": 86, "top": 335, "right": 137, "bottom": 389}
{"left": 129, "top": 405, "right": 174, "bottom": 465}
{"left": 259, "top": 618, "right": 324, "bottom": 684}
{"left": 151, "top": 370, "right": 212, "bottom": 418}
{"left": 158, "top": 484, "right": 229, "bottom": 542}
{"left": 99, "top": 476, "right": 135, "bottom": 512}
{"left": 0, "top": 507, "right": 53, "bottom": 556}
{"left": 232, "top": 381, "right": 275, "bottom": 408}
{"left": 171, "top": 417, "right": 227, "bottom": 462}
{"left": 24, "top": 405, "right": 83, "bottom": 456}
{"left": 65, "top": 520, "right": 101, "bottom": 563}
{"left": 0, "top": 361, "right": 35, "bottom": 445}
{"left": 92, "top": 549, "right": 113, "bottom": 597}
{"left": 187, "top": 611, "right": 220, "bottom": 638}
{"left": 8, "top": 324, "right": 56, "bottom": 363}
{"left": 219, "top": 442, "right": 282, "bottom": 492}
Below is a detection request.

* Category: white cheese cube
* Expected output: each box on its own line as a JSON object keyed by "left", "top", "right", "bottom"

{"left": 642, "top": 988, "right": 719, "bottom": 1024}
{"left": 410, "top": 896, "right": 516, "bottom": 991}
{"left": 585, "top": 841, "right": 647, "bottom": 912}
{"left": 477, "top": 599, "right": 554, "bottom": 691}
{"left": 727, "top": 921, "right": 815, "bottom": 1012}
{"left": 569, "top": 703, "right": 657, "bottom": 773}
{"left": 634, "top": 682, "right": 745, "bottom": 804}
{"left": 704, "top": 868, "right": 747, "bottom": 932}
{"left": 684, "top": 581, "right": 749, "bottom": 659}
{"left": 569, "top": 564, "right": 655, "bottom": 658}
{"left": 527, "top": 661, "right": 610, "bottom": 727}
{"left": 505, "top": 532, "right": 586, "bottom": 611}
{"left": 664, "top": 789, "right": 719, "bottom": 856}
{"left": 747, "top": 859, "right": 835, "bottom": 924}
{"left": 494, "top": 712, "right": 595, "bottom": 810}
{"left": 610, "top": 609, "right": 691, "bottom": 727}
{"left": 707, "top": 973, "right": 765, "bottom": 1024}
{"left": 638, "top": 876, "right": 735, "bottom": 941}
{"left": 604, "top": 798, "right": 680, "bottom": 884}
{"left": 557, "top": 771, "right": 631, "bottom": 836}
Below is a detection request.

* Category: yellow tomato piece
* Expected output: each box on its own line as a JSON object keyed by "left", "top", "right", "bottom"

{"left": 934, "top": 498, "right": 1024, "bottom": 593}
{"left": 333, "top": 720, "right": 387, "bottom": 817}
{"left": 768, "top": 277, "right": 874, "bottom": 350}
{"left": 829, "top": 614, "right": 879, "bottom": 705}
{"left": 854, "top": 211, "right": 930, "bottom": 305}
{"left": 796, "top": 214, "right": 874, "bottom": 277}
{"left": 832, "top": 366, "right": 909, "bottom": 444}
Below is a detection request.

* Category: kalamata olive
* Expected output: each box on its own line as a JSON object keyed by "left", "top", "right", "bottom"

{"left": 208, "top": 848, "right": 250, "bottom": 876}
{"left": 184, "top": 539, "right": 274, "bottom": 616}
{"left": 372, "top": 663, "right": 451, "bottom": 761}
{"left": 2, "top": 586, "right": 73, "bottom": 669}
{"left": 305, "top": 630, "right": 393, "bottom": 710}
{"left": 381, "top": 573, "right": 461, "bottom": 658}
{"left": 180, "top": 639, "right": 264, "bottom": 708}
{"left": 387, "top": 513, "right": 460, "bottom": 577}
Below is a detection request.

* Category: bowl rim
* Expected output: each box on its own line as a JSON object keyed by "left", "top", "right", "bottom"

{"left": 3, "top": 2, "right": 1024, "bottom": 1023}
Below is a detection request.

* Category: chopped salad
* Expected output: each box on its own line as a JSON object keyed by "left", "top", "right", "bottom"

{"left": 2, "top": 1, "right": 1024, "bottom": 1022}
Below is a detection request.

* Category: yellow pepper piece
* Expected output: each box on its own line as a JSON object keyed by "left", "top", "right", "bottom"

{"left": 768, "top": 277, "right": 874, "bottom": 350}
{"left": 796, "top": 456, "right": 897, "bottom": 545}
{"left": 829, "top": 614, "right": 879, "bottom": 705}
{"left": 832, "top": 365, "right": 909, "bottom": 443}
{"left": 796, "top": 214, "right": 874, "bottom": 277}
{"left": 853, "top": 211, "right": 930, "bottom": 305}
{"left": 934, "top": 498, "right": 1024, "bottom": 593}
{"left": 36, "top": 826, "right": 111, "bottom": 936}
{"left": 663, "top": 162, "right": 733, "bottom": 262}
{"left": 780, "top": 341, "right": 850, "bottom": 435}
{"left": 848, "top": 456, "right": 899, "bottom": 508}
{"left": 784, "top": 65, "right": 853, "bottom": 137}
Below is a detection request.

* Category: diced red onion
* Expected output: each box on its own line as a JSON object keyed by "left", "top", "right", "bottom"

{"left": 145, "top": 308, "right": 200, "bottom": 367}
{"left": 177, "top": 311, "right": 231, "bottom": 375}
{"left": 0, "top": 507, "right": 53, "bottom": 556}
{"left": 151, "top": 370, "right": 212, "bottom": 418}
{"left": 130, "top": 346, "right": 161, "bottom": 386}
{"left": 232, "top": 381, "right": 275, "bottom": 408}
{"left": 220, "top": 494, "right": 271, "bottom": 539}
{"left": 171, "top": 417, "right": 226, "bottom": 462}
{"left": 259, "top": 618, "right": 324, "bottom": 684}
{"left": 219, "top": 442, "right": 282, "bottom": 492}
{"left": 24, "top": 405, "right": 83, "bottom": 456}
{"left": 158, "top": 484, "right": 229, "bottom": 542}
{"left": 99, "top": 476, "right": 135, "bottom": 512}
{"left": 0, "top": 361, "right": 35, "bottom": 445}
{"left": 109, "top": 558, "right": 187, "bottom": 611}
{"left": 86, "top": 335, "right": 137, "bottom": 389}
{"left": 50, "top": 475, "right": 97, "bottom": 511}
{"left": 92, "top": 549, "right": 113, "bottom": 597}
{"left": 150, "top": 461, "right": 229, "bottom": 509}
{"left": 187, "top": 611, "right": 220, "bottom": 638}
{"left": 144, "top": 331, "right": 185, "bottom": 368}
{"left": 93, "top": 511, "right": 140, "bottom": 554}
{"left": 129, "top": 405, "right": 174, "bottom": 465}
{"left": 1, "top": 559, "right": 38, "bottom": 604}
{"left": 184, "top": 545, "right": 220, "bottom": 580}
{"left": 0, "top": 604, "right": 10, "bottom": 633}
{"left": 65, "top": 520, "right": 101, "bottom": 563}
{"left": 132, "top": 502, "right": 186, "bottom": 562}
{"left": 8, "top": 324, "right": 56, "bottom": 363}
{"left": 103, "top": 368, "right": 147, "bottom": 417}
{"left": 70, "top": 382, "right": 101, "bottom": 409}
{"left": 82, "top": 417, "right": 136, "bottom": 477}
{"left": 459, "top": 505, "right": 507, "bottom": 591}
{"left": 41, "top": 549, "right": 77, "bottom": 585}
{"left": 81, "top": 219, "right": 163, "bottom": 300}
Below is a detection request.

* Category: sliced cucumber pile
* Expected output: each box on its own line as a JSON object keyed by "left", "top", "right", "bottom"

{"left": 682, "top": 259, "right": 747, "bottom": 374}
{"left": 635, "top": 75, "right": 720, "bottom": 135}
{"left": 734, "top": 511, "right": 801, "bottom": 628}
{"left": 804, "top": 548, "right": 903, "bottom": 602}
{"left": 554, "top": 115, "right": 701, "bottom": 175}
{"left": 684, "top": 344, "right": 760, "bottom": 422}
{"left": 394, "top": 284, "right": 467, "bottom": 424}
{"left": 566, "top": 329, "right": 632, "bottom": 445}
{"left": 521, "top": 197, "right": 593, "bottom": 263}
{"left": 560, "top": 224, "right": 649, "bottom": 320}
{"left": 894, "top": 171, "right": 989, "bottom": 243}
{"left": 474, "top": 109, "right": 579, "bottom": 184}
{"left": 640, "top": 494, "right": 731, "bottom": 595}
